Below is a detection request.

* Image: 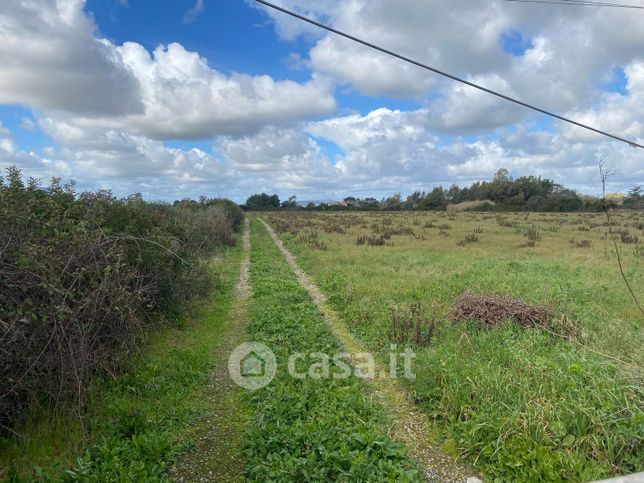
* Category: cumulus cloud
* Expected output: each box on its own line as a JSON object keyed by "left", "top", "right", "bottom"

{"left": 0, "top": 0, "right": 142, "bottom": 115}
{"left": 261, "top": 0, "right": 644, "bottom": 134}
{"left": 307, "top": 0, "right": 511, "bottom": 99}
{"left": 37, "top": 116, "right": 229, "bottom": 181}
{"left": 0, "top": 0, "right": 336, "bottom": 139}
{"left": 216, "top": 126, "right": 339, "bottom": 193}
{"left": 558, "top": 61, "right": 644, "bottom": 145}
{"left": 212, "top": 107, "right": 642, "bottom": 199}
{"left": 2, "top": 0, "right": 643, "bottom": 200}
{"left": 114, "top": 42, "right": 335, "bottom": 139}
{"left": 0, "top": 123, "right": 62, "bottom": 177}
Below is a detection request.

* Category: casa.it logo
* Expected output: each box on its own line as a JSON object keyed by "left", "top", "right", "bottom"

{"left": 228, "top": 342, "right": 277, "bottom": 390}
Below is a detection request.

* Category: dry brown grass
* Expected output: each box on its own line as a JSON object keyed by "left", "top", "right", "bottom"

{"left": 447, "top": 200, "right": 496, "bottom": 211}
{"left": 448, "top": 293, "right": 554, "bottom": 328}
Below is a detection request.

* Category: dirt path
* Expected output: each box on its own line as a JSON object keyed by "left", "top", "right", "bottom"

{"left": 258, "top": 218, "right": 480, "bottom": 483}
{"left": 173, "top": 218, "right": 251, "bottom": 482}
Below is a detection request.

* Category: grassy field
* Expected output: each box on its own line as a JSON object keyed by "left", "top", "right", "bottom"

{"left": 2, "top": 211, "right": 642, "bottom": 481}
{"left": 263, "top": 210, "right": 644, "bottom": 481}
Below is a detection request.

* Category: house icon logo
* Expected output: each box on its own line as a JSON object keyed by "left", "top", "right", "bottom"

{"left": 241, "top": 350, "right": 265, "bottom": 377}
{"left": 228, "top": 342, "right": 276, "bottom": 390}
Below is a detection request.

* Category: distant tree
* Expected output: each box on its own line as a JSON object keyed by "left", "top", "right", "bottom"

{"left": 344, "top": 196, "right": 358, "bottom": 208}
{"left": 446, "top": 184, "right": 462, "bottom": 204}
{"left": 526, "top": 195, "right": 546, "bottom": 211}
{"left": 405, "top": 190, "right": 425, "bottom": 210}
{"left": 500, "top": 194, "right": 526, "bottom": 211}
{"left": 281, "top": 195, "right": 298, "bottom": 209}
{"left": 543, "top": 188, "right": 583, "bottom": 212}
{"left": 362, "top": 198, "right": 380, "bottom": 210}
{"left": 383, "top": 193, "right": 402, "bottom": 210}
{"left": 422, "top": 186, "right": 447, "bottom": 210}
{"left": 245, "top": 193, "right": 280, "bottom": 211}
{"left": 624, "top": 185, "right": 643, "bottom": 209}
{"left": 493, "top": 168, "right": 511, "bottom": 183}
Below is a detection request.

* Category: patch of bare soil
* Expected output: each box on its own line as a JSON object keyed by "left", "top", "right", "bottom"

{"left": 172, "top": 218, "right": 251, "bottom": 482}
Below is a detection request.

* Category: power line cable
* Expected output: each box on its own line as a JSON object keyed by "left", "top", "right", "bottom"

{"left": 529, "top": 0, "right": 644, "bottom": 7}
{"left": 505, "top": 0, "right": 644, "bottom": 10}
{"left": 559, "top": 0, "right": 644, "bottom": 5}
{"left": 255, "top": 0, "right": 644, "bottom": 149}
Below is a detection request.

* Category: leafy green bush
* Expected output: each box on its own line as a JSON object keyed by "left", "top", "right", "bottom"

{"left": 0, "top": 167, "right": 243, "bottom": 431}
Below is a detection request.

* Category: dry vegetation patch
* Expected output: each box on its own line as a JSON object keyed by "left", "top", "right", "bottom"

{"left": 449, "top": 293, "right": 554, "bottom": 329}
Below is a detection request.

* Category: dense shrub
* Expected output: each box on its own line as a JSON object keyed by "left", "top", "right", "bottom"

{"left": 0, "top": 167, "right": 242, "bottom": 430}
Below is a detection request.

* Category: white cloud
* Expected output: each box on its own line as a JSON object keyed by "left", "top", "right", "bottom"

{"left": 19, "top": 117, "right": 36, "bottom": 131}
{"left": 0, "top": 123, "right": 61, "bottom": 176}
{"left": 0, "top": 0, "right": 142, "bottom": 115}
{"left": 216, "top": 126, "right": 338, "bottom": 192}
{"left": 183, "top": 0, "right": 205, "bottom": 24}
{"left": 0, "top": 0, "right": 336, "bottom": 139}
{"left": 2, "top": 0, "right": 643, "bottom": 200}
{"left": 213, "top": 107, "right": 643, "bottom": 200}
{"left": 37, "top": 116, "right": 229, "bottom": 181}
{"left": 262, "top": 0, "right": 644, "bottom": 134}
{"left": 113, "top": 42, "right": 335, "bottom": 139}
{"left": 558, "top": 61, "right": 644, "bottom": 145}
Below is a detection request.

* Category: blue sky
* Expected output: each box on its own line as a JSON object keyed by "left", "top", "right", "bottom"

{"left": 0, "top": 0, "right": 642, "bottom": 202}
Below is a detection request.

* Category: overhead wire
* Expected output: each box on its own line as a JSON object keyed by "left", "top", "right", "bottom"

{"left": 504, "top": 0, "right": 644, "bottom": 10}
{"left": 254, "top": 0, "right": 644, "bottom": 149}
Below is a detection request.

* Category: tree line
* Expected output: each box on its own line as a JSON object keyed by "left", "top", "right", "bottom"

{"left": 245, "top": 169, "right": 643, "bottom": 212}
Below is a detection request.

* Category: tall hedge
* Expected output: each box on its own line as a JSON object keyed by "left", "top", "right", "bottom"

{"left": 0, "top": 167, "right": 243, "bottom": 430}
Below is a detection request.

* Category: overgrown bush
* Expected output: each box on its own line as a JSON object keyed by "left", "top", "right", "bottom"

{"left": 0, "top": 167, "right": 242, "bottom": 431}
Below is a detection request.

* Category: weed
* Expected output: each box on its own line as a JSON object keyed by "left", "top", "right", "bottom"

{"left": 456, "top": 233, "right": 479, "bottom": 247}
{"left": 525, "top": 225, "right": 541, "bottom": 242}
{"left": 356, "top": 234, "right": 387, "bottom": 246}
{"left": 496, "top": 216, "right": 518, "bottom": 228}
{"left": 389, "top": 302, "right": 436, "bottom": 347}
{"left": 621, "top": 232, "right": 639, "bottom": 244}
{"left": 298, "top": 230, "right": 327, "bottom": 250}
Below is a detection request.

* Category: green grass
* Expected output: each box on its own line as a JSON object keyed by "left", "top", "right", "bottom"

{"left": 413, "top": 323, "right": 643, "bottom": 482}
{"left": 0, "top": 243, "right": 243, "bottom": 481}
{"left": 264, "top": 210, "right": 644, "bottom": 481}
{"left": 243, "top": 218, "right": 420, "bottom": 481}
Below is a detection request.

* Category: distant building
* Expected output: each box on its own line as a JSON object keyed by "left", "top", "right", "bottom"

{"left": 605, "top": 193, "right": 625, "bottom": 205}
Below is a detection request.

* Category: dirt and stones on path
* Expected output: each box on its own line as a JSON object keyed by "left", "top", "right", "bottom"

{"left": 258, "top": 217, "right": 481, "bottom": 483}
{"left": 173, "top": 218, "right": 251, "bottom": 482}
